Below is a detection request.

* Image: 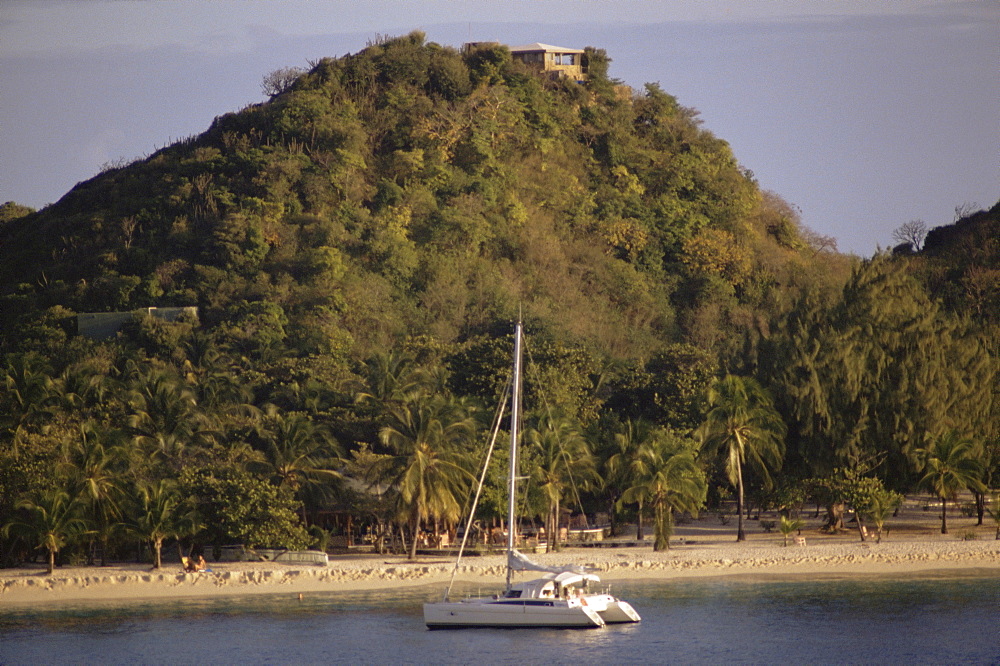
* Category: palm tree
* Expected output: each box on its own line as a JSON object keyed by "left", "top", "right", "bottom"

{"left": 3, "top": 489, "right": 88, "bottom": 573}
{"left": 251, "top": 406, "right": 343, "bottom": 524}
{"left": 125, "top": 368, "right": 215, "bottom": 465}
{"left": 865, "top": 487, "right": 902, "bottom": 543}
{"left": 374, "top": 394, "right": 478, "bottom": 559}
{"left": 128, "top": 479, "right": 199, "bottom": 569}
{"left": 620, "top": 430, "right": 707, "bottom": 551}
{"left": 778, "top": 515, "right": 804, "bottom": 546}
{"left": 59, "top": 422, "right": 126, "bottom": 566}
{"left": 605, "top": 418, "right": 658, "bottom": 541}
{"left": 524, "top": 409, "right": 597, "bottom": 552}
{"left": 193, "top": 365, "right": 254, "bottom": 414}
{"left": 914, "top": 429, "right": 985, "bottom": 534}
{"left": 52, "top": 360, "right": 113, "bottom": 413}
{"left": 356, "top": 350, "right": 425, "bottom": 409}
{"left": 1, "top": 354, "right": 57, "bottom": 454}
{"left": 699, "top": 375, "right": 786, "bottom": 541}
{"left": 180, "top": 339, "right": 257, "bottom": 416}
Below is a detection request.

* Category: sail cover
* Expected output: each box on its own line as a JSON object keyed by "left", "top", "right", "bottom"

{"left": 508, "top": 549, "right": 587, "bottom": 575}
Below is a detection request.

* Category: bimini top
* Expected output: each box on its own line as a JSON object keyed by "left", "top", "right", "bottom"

{"left": 508, "top": 548, "right": 589, "bottom": 575}
{"left": 507, "top": 571, "right": 603, "bottom": 599}
{"left": 548, "top": 570, "right": 602, "bottom": 588}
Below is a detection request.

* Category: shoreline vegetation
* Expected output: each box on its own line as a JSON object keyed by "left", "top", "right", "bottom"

{"left": 4, "top": 512, "right": 997, "bottom": 606}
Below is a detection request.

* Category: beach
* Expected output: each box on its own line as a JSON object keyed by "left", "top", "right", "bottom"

{"left": 4, "top": 503, "right": 998, "bottom": 606}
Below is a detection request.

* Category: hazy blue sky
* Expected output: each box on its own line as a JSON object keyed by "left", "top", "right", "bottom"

{"left": 1, "top": 0, "right": 997, "bottom": 255}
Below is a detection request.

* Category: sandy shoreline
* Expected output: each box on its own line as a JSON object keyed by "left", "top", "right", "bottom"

{"left": 3, "top": 533, "right": 998, "bottom": 606}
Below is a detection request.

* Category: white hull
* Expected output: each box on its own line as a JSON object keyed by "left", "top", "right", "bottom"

{"left": 590, "top": 596, "right": 641, "bottom": 623}
{"left": 424, "top": 598, "right": 605, "bottom": 628}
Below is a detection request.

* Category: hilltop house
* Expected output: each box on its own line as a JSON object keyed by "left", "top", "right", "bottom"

{"left": 464, "top": 41, "right": 588, "bottom": 82}
{"left": 509, "top": 43, "right": 587, "bottom": 82}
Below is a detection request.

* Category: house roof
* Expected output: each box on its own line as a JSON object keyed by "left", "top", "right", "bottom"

{"left": 509, "top": 43, "right": 585, "bottom": 54}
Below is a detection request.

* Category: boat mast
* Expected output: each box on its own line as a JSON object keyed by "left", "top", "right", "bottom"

{"left": 505, "top": 319, "right": 523, "bottom": 591}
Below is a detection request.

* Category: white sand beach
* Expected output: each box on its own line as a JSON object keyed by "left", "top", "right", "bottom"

{"left": 3, "top": 502, "right": 998, "bottom": 606}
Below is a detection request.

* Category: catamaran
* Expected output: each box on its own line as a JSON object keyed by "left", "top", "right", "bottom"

{"left": 423, "top": 320, "right": 640, "bottom": 629}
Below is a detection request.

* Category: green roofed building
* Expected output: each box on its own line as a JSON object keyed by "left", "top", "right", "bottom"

{"left": 77, "top": 306, "right": 198, "bottom": 339}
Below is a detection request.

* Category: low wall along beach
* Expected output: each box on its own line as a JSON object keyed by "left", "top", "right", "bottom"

{"left": 3, "top": 505, "right": 998, "bottom": 605}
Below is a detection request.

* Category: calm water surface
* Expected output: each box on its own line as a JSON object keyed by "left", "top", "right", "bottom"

{"left": 1, "top": 574, "right": 998, "bottom": 665}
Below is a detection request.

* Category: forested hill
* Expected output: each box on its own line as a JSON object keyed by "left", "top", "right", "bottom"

{"left": 0, "top": 32, "right": 847, "bottom": 367}
{"left": 1, "top": 32, "right": 998, "bottom": 562}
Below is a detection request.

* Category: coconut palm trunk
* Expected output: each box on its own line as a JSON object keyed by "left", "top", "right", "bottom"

{"left": 940, "top": 496, "right": 948, "bottom": 535}
{"left": 653, "top": 502, "right": 672, "bottom": 551}
{"left": 409, "top": 513, "right": 420, "bottom": 560}
{"left": 554, "top": 496, "right": 561, "bottom": 550}
{"left": 153, "top": 537, "right": 164, "bottom": 569}
{"left": 734, "top": 441, "right": 746, "bottom": 542}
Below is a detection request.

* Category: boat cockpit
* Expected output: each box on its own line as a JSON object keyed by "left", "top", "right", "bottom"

{"left": 506, "top": 571, "right": 602, "bottom": 600}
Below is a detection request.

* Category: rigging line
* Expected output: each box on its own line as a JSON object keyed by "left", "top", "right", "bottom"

{"left": 442, "top": 372, "right": 511, "bottom": 602}
{"left": 457, "top": 369, "right": 512, "bottom": 518}
{"left": 560, "top": 438, "right": 590, "bottom": 527}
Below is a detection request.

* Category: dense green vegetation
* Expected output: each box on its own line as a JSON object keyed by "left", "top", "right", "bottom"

{"left": 1, "top": 33, "right": 997, "bottom": 566}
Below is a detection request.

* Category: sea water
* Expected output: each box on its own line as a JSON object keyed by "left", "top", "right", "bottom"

{"left": 1, "top": 573, "right": 998, "bottom": 665}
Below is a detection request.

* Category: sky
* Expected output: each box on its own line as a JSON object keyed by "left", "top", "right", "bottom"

{"left": 1, "top": 1, "right": 997, "bottom": 256}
